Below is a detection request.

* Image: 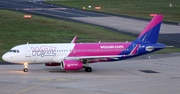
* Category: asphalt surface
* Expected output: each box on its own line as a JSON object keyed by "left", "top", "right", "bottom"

{"left": 0, "top": 0, "right": 180, "bottom": 47}
{"left": 1, "top": 53, "right": 180, "bottom": 94}
{"left": 1, "top": 1, "right": 180, "bottom": 94}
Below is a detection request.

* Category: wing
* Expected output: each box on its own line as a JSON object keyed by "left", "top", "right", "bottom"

{"left": 65, "top": 54, "right": 132, "bottom": 60}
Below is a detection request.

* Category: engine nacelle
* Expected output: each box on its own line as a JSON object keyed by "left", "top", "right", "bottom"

{"left": 61, "top": 60, "right": 83, "bottom": 70}
{"left": 44, "top": 63, "right": 60, "bottom": 66}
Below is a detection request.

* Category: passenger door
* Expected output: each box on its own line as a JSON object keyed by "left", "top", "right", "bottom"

{"left": 25, "top": 46, "right": 31, "bottom": 57}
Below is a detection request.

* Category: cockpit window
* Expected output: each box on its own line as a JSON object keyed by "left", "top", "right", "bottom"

{"left": 8, "top": 50, "right": 13, "bottom": 52}
{"left": 13, "top": 50, "right": 17, "bottom": 53}
{"left": 8, "top": 49, "right": 19, "bottom": 53}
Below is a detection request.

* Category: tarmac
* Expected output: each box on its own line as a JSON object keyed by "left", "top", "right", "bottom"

{"left": 0, "top": 53, "right": 180, "bottom": 94}
{"left": 0, "top": 0, "right": 180, "bottom": 94}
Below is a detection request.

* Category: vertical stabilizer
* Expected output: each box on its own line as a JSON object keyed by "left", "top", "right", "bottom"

{"left": 134, "top": 15, "right": 163, "bottom": 44}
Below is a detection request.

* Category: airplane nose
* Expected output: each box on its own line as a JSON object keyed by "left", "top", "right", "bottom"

{"left": 2, "top": 53, "right": 12, "bottom": 62}
{"left": 2, "top": 54, "right": 8, "bottom": 62}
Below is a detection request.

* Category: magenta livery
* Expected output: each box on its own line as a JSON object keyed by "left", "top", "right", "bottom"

{"left": 2, "top": 15, "right": 166, "bottom": 72}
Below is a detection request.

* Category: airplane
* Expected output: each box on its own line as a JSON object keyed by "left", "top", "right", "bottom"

{"left": 2, "top": 15, "right": 166, "bottom": 72}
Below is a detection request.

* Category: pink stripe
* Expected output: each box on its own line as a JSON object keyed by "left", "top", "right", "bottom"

{"left": 130, "top": 44, "right": 139, "bottom": 54}
{"left": 138, "top": 15, "right": 163, "bottom": 37}
{"left": 68, "top": 42, "right": 131, "bottom": 56}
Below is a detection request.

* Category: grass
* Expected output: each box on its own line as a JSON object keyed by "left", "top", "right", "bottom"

{"left": 0, "top": 9, "right": 179, "bottom": 62}
{"left": 0, "top": 9, "right": 134, "bottom": 61}
{"left": 153, "top": 47, "right": 180, "bottom": 54}
{"left": 46, "top": 0, "right": 180, "bottom": 22}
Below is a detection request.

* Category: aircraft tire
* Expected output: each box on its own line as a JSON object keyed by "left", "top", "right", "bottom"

{"left": 85, "top": 67, "right": 92, "bottom": 72}
{"left": 23, "top": 68, "right": 28, "bottom": 72}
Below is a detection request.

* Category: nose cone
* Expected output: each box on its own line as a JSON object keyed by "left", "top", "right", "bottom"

{"left": 2, "top": 53, "right": 8, "bottom": 62}
{"left": 2, "top": 53, "right": 13, "bottom": 63}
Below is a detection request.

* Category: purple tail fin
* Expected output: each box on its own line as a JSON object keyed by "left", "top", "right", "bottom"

{"left": 134, "top": 15, "right": 163, "bottom": 44}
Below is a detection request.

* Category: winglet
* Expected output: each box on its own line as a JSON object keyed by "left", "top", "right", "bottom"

{"left": 71, "top": 36, "right": 77, "bottom": 43}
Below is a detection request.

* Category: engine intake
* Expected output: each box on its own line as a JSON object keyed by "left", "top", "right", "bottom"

{"left": 61, "top": 60, "right": 83, "bottom": 70}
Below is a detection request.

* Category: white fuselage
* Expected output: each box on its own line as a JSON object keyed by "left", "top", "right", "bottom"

{"left": 2, "top": 43, "right": 75, "bottom": 64}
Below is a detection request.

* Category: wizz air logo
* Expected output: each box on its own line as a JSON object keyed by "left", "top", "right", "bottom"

{"left": 31, "top": 46, "right": 56, "bottom": 57}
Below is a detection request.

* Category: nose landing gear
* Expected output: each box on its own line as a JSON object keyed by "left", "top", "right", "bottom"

{"left": 23, "top": 63, "right": 28, "bottom": 72}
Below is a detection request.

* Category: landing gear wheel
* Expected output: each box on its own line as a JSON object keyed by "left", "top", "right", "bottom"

{"left": 85, "top": 67, "right": 92, "bottom": 72}
{"left": 23, "top": 63, "right": 28, "bottom": 72}
{"left": 23, "top": 68, "right": 28, "bottom": 72}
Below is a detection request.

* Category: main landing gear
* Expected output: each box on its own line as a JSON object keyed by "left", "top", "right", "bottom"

{"left": 85, "top": 67, "right": 92, "bottom": 72}
{"left": 82, "top": 59, "right": 92, "bottom": 72}
{"left": 23, "top": 63, "right": 28, "bottom": 72}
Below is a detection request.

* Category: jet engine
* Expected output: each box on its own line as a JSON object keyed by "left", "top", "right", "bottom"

{"left": 61, "top": 60, "right": 83, "bottom": 70}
